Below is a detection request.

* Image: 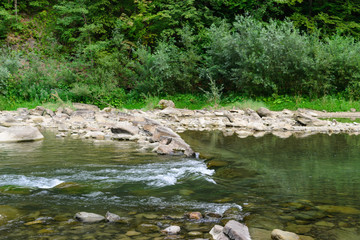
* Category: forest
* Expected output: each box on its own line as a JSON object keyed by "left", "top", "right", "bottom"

{"left": 1, "top": 0, "right": 360, "bottom": 109}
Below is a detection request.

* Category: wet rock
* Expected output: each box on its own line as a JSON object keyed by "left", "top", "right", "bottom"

{"left": 188, "top": 231, "right": 203, "bottom": 237}
{"left": 0, "top": 126, "right": 44, "bottom": 142}
{"left": 105, "top": 211, "right": 121, "bottom": 222}
{"left": 161, "top": 226, "right": 181, "bottom": 235}
{"left": 249, "top": 228, "right": 271, "bottom": 240}
{"left": 0, "top": 205, "right": 21, "bottom": 225}
{"left": 155, "top": 137, "right": 194, "bottom": 157}
{"left": 74, "top": 212, "right": 105, "bottom": 223}
{"left": 210, "top": 225, "right": 229, "bottom": 240}
{"left": 315, "top": 205, "right": 360, "bottom": 214}
{"left": 286, "top": 224, "right": 312, "bottom": 234}
{"left": 272, "top": 131, "right": 292, "bottom": 139}
{"left": 24, "top": 220, "right": 43, "bottom": 225}
{"left": 137, "top": 223, "right": 160, "bottom": 233}
{"left": 271, "top": 229, "right": 300, "bottom": 240}
{"left": 126, "top": 230, "right": 141, "bottom": 236}
{"left": 189, "top": 212, "right": 203, "bottom": 220}
{"left": 223, "top": 220, "right": 251, "bottom": 240}
{"left": 314, "top": 220, "right": 335, "bottom": 227}
{"left": 159, "top": 99, "right": 175, "bottom": 109}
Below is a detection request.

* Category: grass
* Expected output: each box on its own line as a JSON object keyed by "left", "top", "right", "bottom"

{"left": 1, "top": 94, "right": 360, "bottom": 113}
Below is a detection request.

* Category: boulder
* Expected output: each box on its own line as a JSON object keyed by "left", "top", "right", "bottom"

{"left": 210, "top": 225, "right": 230, "bottom": 240}
{"left": 105, "top": 211, "right": 121, "bottom": 222}
{"left": 158, "top": 99, "right": 175, "bottom": 109}
{"left": 137, "top": 223, "right": 160, "bottom": 233}
{"left": 74, "top": 212, "right": 105, "bottom": 223}
{"left": 257, "top": 107, "right": 274, "bottom": 118}
{"left": 189, "top": 212, "right": 202, "bottom": 220}
{"left": 0, "top": 126, "right": 44, "bottom": 142}
{"left": 294, "top": 112, "right": 327, "bottom": 127}
{"left": 223, "top": 220, "right": 251, "bottom": 240}
{"left": 271, "top": 229, "right": 300, "bottom": 240}
{"left": 161, "top": 225, "right": 181, "bottom": 235}
{"left": 111, "top": 122, "right": 139, "bottom": 135}
{"left": 155, "top": 137, "right": 194, "bottom": 157}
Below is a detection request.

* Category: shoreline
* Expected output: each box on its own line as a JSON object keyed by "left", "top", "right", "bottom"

{"left": 1, "top": 103, "right": 360, "bottom": 152}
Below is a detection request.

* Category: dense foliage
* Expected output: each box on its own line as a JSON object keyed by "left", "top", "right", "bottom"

{"left": 1, "top": 0, "right": 360, "bottom": 108}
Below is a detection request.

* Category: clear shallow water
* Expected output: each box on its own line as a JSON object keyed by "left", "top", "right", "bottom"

{"left": 0, "top": 131, "right": 359, "bottom": 239}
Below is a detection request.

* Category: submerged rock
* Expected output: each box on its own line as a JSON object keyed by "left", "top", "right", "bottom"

{"left": 137, "top": 223, "right": 160, "bottom": 233}
{"left": 315, "top": 205, "right": 360, "bottom": 214}
{"left": 0, "top": 126, "right": 44, "bottom": 142}
{"left": 74, "top": 212, "right": 105, "bottom": 223}
{"left": 161, "top": 225, "right": 181, "bottom": 235}
{"left": 0, "top": 205, "right": 21, "bottom": 225}
{"left": 271, "top": 229, "right": 300, "bottom": 240}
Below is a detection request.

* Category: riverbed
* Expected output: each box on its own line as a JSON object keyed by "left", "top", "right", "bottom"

{"left": 0, "top": 131, "right": 359, "bottom": 239}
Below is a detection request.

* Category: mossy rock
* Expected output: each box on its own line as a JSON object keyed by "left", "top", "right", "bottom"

{"left": 206, "top": 160, "right": 228, "bottom": 168}
{"left": 215, "top": 167, "right": 257, "bottom": 179}
{"left": 0, "top": 185, "right": 32, "bottom": 195}
{"left": 0, "top": 205, "right": 21, "bottom": 225}
{"left": 53, "top": 182, "right": 90, "bottom": 194}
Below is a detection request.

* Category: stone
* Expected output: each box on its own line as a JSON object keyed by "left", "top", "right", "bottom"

{"left": 74, "top": 212, "right": 105, "bottom": 223}
{"left": 210, "top": 225, "right": 230, "bottom": 240}
{"left": 249, "top": 228, "right": 271, "bottom": 240}
{"left": 0, "top": 205, "right": 21, "bottom": 225}
{"left": 161, "top": 226, "right": 181, "bottom": 235}
{"left": 111, "top": 122, "right": 139, "bottom": 135}
{"left": 295, "top": 112, "right": 327, "bottom": 127}
{"left": 189, "top": 212, "right": 202, "bottom": 220}
{"left": 223, "top": 220, "right": 251, "bottom": 240}
{"left": 0, "top": 126, "right": 44, "bottom": 142}
{"left": 73, "top": 103, "right": 99, "bottom": 111}
{"left": 105, "top": 211, "right": 121, "bottom": 222}
{"left": 314, "top": 221, "right": 335, "bottom": 227}
{"left": 126, "top": 230, "right": 141, "bottom": 236}
{"left": 315, "top": 205, "right": 360, "bottom": 214}
{"left": 137, "top": 223, "right": 160, "bottom": 233}
{"left": 271, "top": 229, "right": 300, "bottom": 240}
{"left": 159, "top": 99, "right": 175, "bottom": 109}
{"left": 155, "top": 137, "right": 194, "bottom": 157}
{"left": 257, "top": 107, "right": 274, "bottom": 118}
{"left": 24, "top": 220, "right": 43, "bottom": 225}
{"left": 188, "top": 231, "right": 202, "bottom": 237}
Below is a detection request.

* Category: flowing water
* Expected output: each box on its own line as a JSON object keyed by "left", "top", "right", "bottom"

{"left": 0, "top": 131, "right": 359, "bottom": 239}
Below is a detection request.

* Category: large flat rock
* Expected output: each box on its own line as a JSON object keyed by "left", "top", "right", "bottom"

{"left": 0, "top": 126, "right": 44, "bottom": 143}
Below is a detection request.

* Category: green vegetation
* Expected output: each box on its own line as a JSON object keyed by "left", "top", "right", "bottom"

{"left": 1, "top": 1, "right": 360, "bottom": 111}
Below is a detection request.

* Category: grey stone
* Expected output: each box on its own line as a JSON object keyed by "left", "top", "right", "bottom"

{"left": 223, "top": 220, "right": 251, "bottom": 240}
{"left": 111, "top": 122, "right": 139, "bottom": 135}
{"left": 0, "top": 126, "right": 44, "bottom": 142}
{"left": 257, "top": 107, "right": 274, "bottom": 118}
{"left": 271, "top": 229, "right": 300, "bottom": 240}
{"left": 74, "top": 212, "right": 105, "bottom": 223}
{"left": 210, "top": 225, "right": 230, "bottom": 240}
{"left": 105, "top": 211, "right": 121, "bottom": 222}
{"left": 161, "top": 225, "right": 181, "bottom": 235}
{"left": 159, "top": 99, "right": 175, "bottom": 109}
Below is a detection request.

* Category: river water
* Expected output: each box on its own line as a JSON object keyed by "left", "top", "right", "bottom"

{"left": 0, "top": 131, "right": 359, "bottom": 239}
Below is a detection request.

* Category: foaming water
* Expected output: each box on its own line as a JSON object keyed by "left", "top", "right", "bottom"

{"left": 36, "top": 159, "right": 215, "bottom": 187}
{"left": 0, "top": 175, "right": 64, "bottom": 189}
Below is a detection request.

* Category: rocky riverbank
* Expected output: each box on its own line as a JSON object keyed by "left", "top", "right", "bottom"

{"left": 1, "top": 101, "right": 360, "bottom": 151}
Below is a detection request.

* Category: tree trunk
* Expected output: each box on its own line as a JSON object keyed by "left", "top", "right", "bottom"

{"left": 14, "top": 0, "right": 18, "bottom": 22}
